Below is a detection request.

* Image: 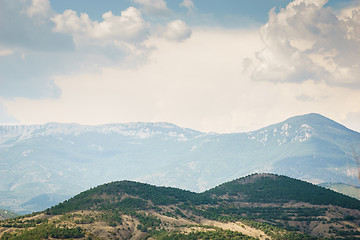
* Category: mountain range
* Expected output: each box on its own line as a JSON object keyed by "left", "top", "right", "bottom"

{"left": 0, "top": 113, "right": 360, "bottom": 213}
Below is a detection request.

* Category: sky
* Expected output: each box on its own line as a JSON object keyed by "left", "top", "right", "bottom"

{"left": 1, "top": 0, "right": 360, "bottom": 133}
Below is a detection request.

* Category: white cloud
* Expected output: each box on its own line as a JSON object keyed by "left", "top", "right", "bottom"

{"left": 180, "top": 0, "right": 195, "bottom": 12}
{"left": 161, "top": 20, "right": 192, "bottom": 41}
{"left": 339, "top": 4, "right": 360, "bottom": 20}
{"left": 3, "top": 27, "right": 360, "bottom": 133}
{"left": 343, "top": 111, "right": 360, "bottom": 133}
{"left": 131, "top": 0, "right": 170, "bottom": 15}
{"left": 0, "top": 0, "right": 73, "bottom": 99}
{"left": 252, "top": 0, "right": 360, "bottom": 88}
{"left": 52, "top": 7, "right": 148, "bottom": 43}
{"left": 25, "top": 0, "right": 51, "bottom": 18}
{"left": 0, "top": 49, "right": 14, "bottom": 56}
{"left": 0, "top": 0, "right": 194, "bottom": 100}
{"left": 2, "top": 29, "right": 263, "bottom": 131}
{"left": 0, "top": 100, "right": 18, "bottom": 124}
{"left": 0, "top": 0, "right": 73, "bottom": 52}
{"left": 2, "top": 0, "right": 360, "bottom": 133}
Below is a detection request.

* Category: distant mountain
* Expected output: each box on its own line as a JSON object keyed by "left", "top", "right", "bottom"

{"left": 319, "top": 182, "right": 360, "bottom": 200}
{"left": 0, "top": 209, "right": 18, "bottom": 221}
{"left": 0, "top": 113, "right": 360, "bottom": 213}
{"left": 1, "top": 174, "right": 360, "bottom": 239}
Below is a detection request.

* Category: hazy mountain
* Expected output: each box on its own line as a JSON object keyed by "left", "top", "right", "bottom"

{"left": 0, "top": 209, "right": 18, "bottom": 221}
{"left": 1, "top": 174, "right": 360, "bottom": 239}
{"left": 1, "top": 113, "right": 359, "bottom": 213}
{"left": 319, "top": 182, "right": 360, "bottom": 200}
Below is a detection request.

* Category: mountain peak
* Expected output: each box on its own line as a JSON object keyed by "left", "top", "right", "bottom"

{"left": 284, "top": 113, "right": 352, "bottom": 132}
{"left": 1, "top": 114, "right": 360, "bottom": 213}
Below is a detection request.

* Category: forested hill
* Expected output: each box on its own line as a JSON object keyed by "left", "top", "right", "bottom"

{"left": 47, "top": 181, "right": 214, "bottom": 215}
{"left": 2, "top": 113, "right": 360, "bottom": 214}
{"left": 2, "top": 174, "right": 360, "bottom": 240}
{"left": 48, "top": 173, "right": 360, "bottom": 216}
{"left": 206, "top": 173, "right": 360, "bottom": 209}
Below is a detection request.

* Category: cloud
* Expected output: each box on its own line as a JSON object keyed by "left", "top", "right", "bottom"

{"left": 296, "top": 94, "right": 317, "bottom": 102}
{"left": 343, "top": 111, "right": 360, "bottom": 132}
{"left": 0, "top": 0, "right": 194, "bottom": 100}
{"left": 0, "top": 101, "right": 18, "bottom": 124}
{"left": 0, "top": 29, "right": 266, "bottom": 132}
{"left": 0, "top": 49, "right": 14, "bottom": 57}
{"left": 3, "top": 28, "right": 360, "bottom": 133}
{"left": 161, "top": 20, "right": 192, "bottom": 41}
{"left": 180, "top": 0, "right": 195, "bottom": 12}
{"left": 52, "top": 7, "right": 149, "bottom": 43}
{"left": 25, "top": 0, "right": 51, "bottom": 18}
{"left": 252, "top": 0, "right": 360, "bottom": 88}
{"left": 0, "top": 0, "right": 74, "bottom": 52}
{"left": 240, "top": 57, "right": 253, "bottom": 73}
{"left": 131, "top": 0, "right": 170, "bottom": 15}
{"left": 0, "top": 50, "right": 63, "bottom": 99}
{"left": 0, "top": 0, "right": 74, "bottom": 99}
{"left": 51, "top": 6, "right": 155, "bottom": 71}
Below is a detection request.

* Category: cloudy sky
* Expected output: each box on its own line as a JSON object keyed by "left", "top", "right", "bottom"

{"left": 1, "top": 0, "right": 360, "bottom": 133}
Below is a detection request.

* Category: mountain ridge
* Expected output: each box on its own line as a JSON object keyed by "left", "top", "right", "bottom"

{"left": 1, "top": 113, "right": 360, "bottom": 213}
{"left": 1, "top": 113, "right": 358, "bottom": 136}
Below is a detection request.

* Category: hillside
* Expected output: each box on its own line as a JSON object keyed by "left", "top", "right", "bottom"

{"left": 0, "top": 210, "right": 18, "bottom": 221}
{"left": 206, "top": 174, "right": 360, "bottom": 209}
{"left": 1, "top": 174, "right": 360, "bottom": 240}
{"left": 1, "top": 113, "right": 360, "bottom": 213}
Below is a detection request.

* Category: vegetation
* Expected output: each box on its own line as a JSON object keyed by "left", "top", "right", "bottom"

{"left": 206, "top": 173, "right": 360, "bottom": 209}
{"left": 153, "top": 227, "right": 257, "bottom": 240}
{"left": 1, "top": 173, "right": 360, "bottom": 239}
{"left": 47, "top": 180, "right": 214, "bottom": 215}
{"left": 182, "top": 205, "right": 327, "bottom": 223}
{"left": 0, "top": 224, "right": 84, "bottom": 240}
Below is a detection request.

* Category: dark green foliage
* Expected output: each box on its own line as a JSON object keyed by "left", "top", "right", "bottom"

{"left": 0, "top": 224, "right": 84, "bottom": 240}
{"left": 131, "top": 212, "right": 161, "bottom": 232}
{"left": 29, "top": 173, "right": 360, "bottom": 239}
{"left": 47, "top": 174, "right": 360, "bottom": 216}
{"left": 74, "top": 215, "right": 95, "bottom": 224}
{"left": 48, "top": 180, "right": 214, "bottom": 215}
{"left": 152, "top": 228, "right": 256, "bottom": 240}
{"left": 0, "top": 218, "right": 48, "bottom": 228}
{"left": 100, "top": 212, "right": 122, "bottom": 226}
{"left": 206, "top": 173, "right": 360, "bottom": 209}
{"left": 183, "top": 205, "right": 327, "bottom": 223}
{"left": 115, "top": 197, "right": 148, "bottom": 210}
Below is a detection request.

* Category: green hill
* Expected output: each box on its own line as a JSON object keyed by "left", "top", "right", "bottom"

{"left": 206, "top": 173, "right": 360, "bottom": 209}
{"left": 1, "top": 173, "right": 360, "bottom": 240}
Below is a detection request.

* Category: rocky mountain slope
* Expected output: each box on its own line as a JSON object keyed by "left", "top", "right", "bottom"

{"left": 1, "top": 113, "right": 359, "bottom": 213}
{"left": 1, "top": 174, "right": 360, "bottom": 240}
